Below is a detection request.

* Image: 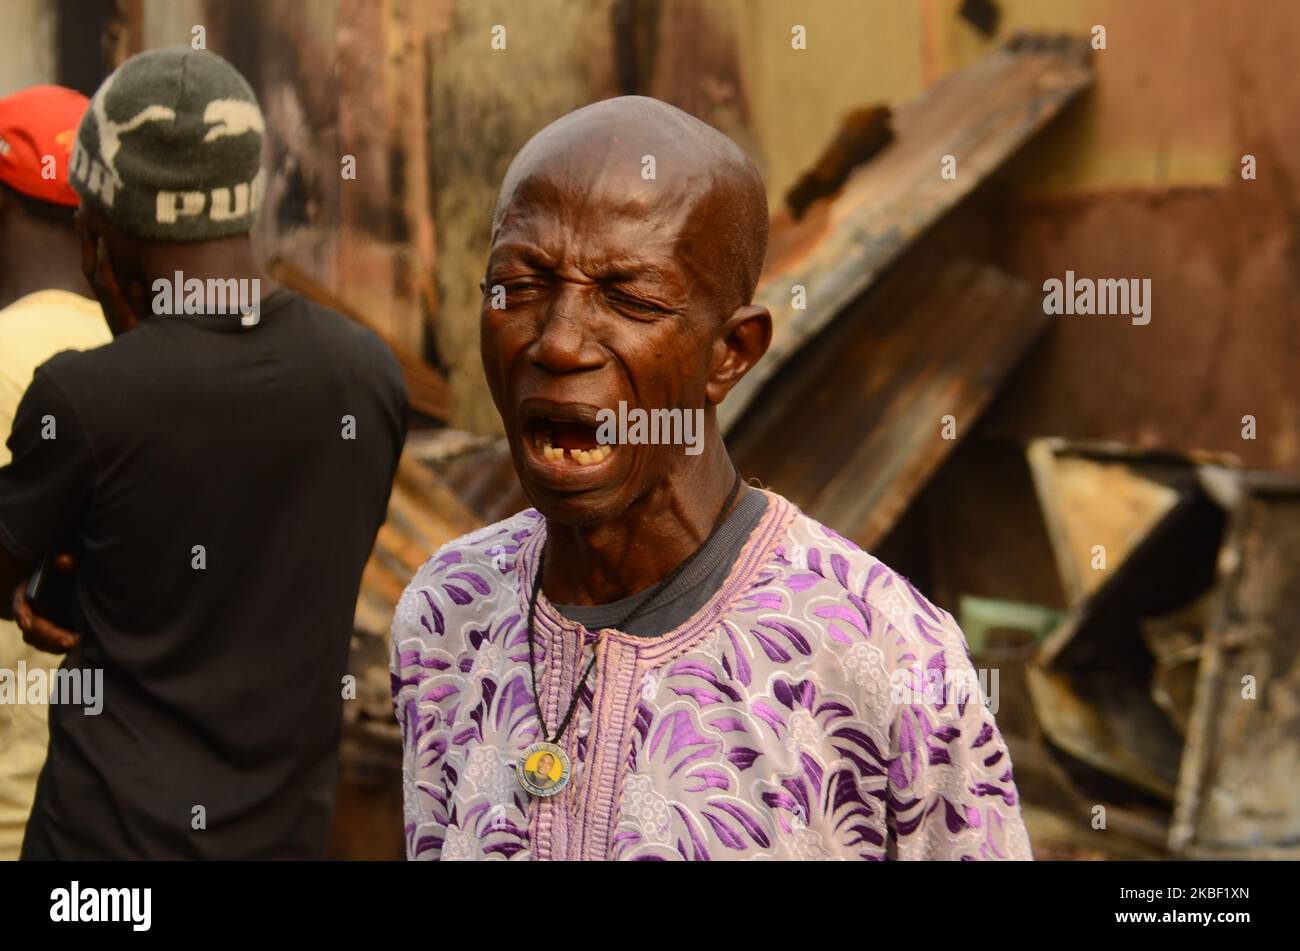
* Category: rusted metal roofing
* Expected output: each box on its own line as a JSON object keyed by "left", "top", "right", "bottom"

{"left": 354, "top": 451, "right": 481, "bottom": 637}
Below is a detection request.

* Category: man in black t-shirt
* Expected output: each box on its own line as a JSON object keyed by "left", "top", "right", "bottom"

{"left": 0, "top": 48, "right": 407, "bottom": 858}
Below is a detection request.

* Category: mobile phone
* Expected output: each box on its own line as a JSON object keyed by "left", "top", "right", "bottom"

{"left": 24, "top": 555, "right": 80, "bottom": 632}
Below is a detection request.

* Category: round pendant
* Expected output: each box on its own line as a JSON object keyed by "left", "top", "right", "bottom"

{"left": 517, "top": 741, "right": 571, "bottom": 797}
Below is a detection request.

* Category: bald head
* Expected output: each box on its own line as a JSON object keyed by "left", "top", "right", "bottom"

{"left": 492, "top": 96, "right": 769, "bottom": 314}
{"left": 480, "top": 97, "right": 774, "bottom": 526}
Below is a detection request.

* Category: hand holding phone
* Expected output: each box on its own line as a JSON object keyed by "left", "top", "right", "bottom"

{"left": 15, "top": 554, "right": 79, "bottom": 654}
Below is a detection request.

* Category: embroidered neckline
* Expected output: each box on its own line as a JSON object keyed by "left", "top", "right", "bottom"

{"left": 514, "top": 489, "right": 796, "bottom": 658}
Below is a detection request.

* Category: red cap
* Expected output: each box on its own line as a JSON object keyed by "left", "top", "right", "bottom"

{"left": 0, "top": 85, "right": 89, "bottom": 208}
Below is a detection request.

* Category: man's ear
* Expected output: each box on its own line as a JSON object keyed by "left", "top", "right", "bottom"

{"left": 75, "top": 211, "right": 141, "bottom": 337}
{"left": 706, "top": 303, "right": 771, "bottom": 405}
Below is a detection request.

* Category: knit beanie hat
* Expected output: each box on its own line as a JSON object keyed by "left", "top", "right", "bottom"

{"left": 69, "top": 46, "right": 265, "bottom": 242}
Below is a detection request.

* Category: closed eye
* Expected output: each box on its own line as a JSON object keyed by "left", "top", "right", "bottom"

{"left": 605, "top": 289, "right": 668, "bottom": 320}
{"left": 484, "top": 276, "right": 550, "bottom": 303}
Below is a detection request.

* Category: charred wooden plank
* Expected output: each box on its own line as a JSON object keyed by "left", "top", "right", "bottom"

{"left": 728, "top": 257, "right": 1044, "bottom": 551}
{"left": 785, "top": 106, "right": 893, "bottom": 221}
{"left": 721, "top": 37, "right": 1093, "bottom": 432}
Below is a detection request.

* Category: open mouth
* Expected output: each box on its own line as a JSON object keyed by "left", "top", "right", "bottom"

{"left": 525, "top": 416, "right": 615, "bottom": 467}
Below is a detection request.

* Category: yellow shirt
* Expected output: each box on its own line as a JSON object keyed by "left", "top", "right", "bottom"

{"left": 0, "top": 289, "right": 111, "bottom": 860}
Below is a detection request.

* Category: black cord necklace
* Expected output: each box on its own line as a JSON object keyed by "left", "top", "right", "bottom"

{"left": 515, "top": 469, "right": 744, "bottom": 797}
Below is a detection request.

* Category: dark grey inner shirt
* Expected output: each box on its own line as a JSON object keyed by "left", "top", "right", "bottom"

{"left": 555, "top": 487, "right": 768, "bottom": 637}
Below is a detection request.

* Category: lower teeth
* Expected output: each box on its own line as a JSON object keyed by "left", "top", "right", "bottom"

{"left": 539, "top": 443, "right": 612, "bottom": 465}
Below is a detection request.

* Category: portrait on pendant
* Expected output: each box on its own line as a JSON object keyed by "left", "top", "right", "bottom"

{"left": 525, "top": 749, "right": 561, "bottom": 789}
{"left": 517, "top": 743, "right": 570, "bottom": 797}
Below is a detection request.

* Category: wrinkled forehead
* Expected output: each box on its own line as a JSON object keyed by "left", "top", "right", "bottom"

{"left": 491, "top": 145, "right": 712, "bottom": 263}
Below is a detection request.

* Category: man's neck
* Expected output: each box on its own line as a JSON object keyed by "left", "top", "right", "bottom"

{"left": 137, "top": 237, "right": 272, "bottom": 303}
{"left": 540, "top": 435, "right": 744, "bottom": 606}
{"left": 118, "top": 238, "right": 273, "bottom": 327}
{"left": 0, "top": 228, "right": 91, "bottom": 310}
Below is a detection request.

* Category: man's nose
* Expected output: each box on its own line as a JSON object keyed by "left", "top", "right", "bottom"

{"left": 530, "top": 284, "right": 604, "bottom": 374}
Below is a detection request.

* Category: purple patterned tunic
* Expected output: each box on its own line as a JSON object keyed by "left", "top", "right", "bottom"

{"left": 390, "top": 491, "right": 1032, "bottom": 860}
